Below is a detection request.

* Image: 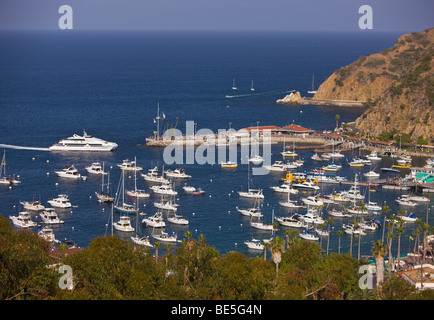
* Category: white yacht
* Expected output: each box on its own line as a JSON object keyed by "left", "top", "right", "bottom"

{"left": 85, "top": 162, "right": 107, "bottom": 175}
{"left": 150, "top": 183, "right": 178, "bottom": 196}
{"left": 396, "top": 195, "right": 418, "bottom": 207}
{"left": 113, "top": 215, "right": 135, "bottom": 232}
{"left": 152, "top": 231, "right": 178, "bottom": 243}
{"left": 55, "top": 165, "right": 81, "bottom": 179}
{"left": 299, "top": 228, "right": 319, "bottom": 241}
{"left": 167, "top": 214, "right": 189, "bottom": 225}
{"left": 10, "top": 211, "right": 37, "bottom": 228}
{"left": 142, "top": 167, "right": 170, "bottom": 184}
{"left": 117, "top": 159, "right": 143, "bottom": 171}
{"left": 275, "top": 214, "right": 304, "bottom": 228}
{"left": 38, "top": 226, "right": 58, "bottom": 243}
{"left": 248, "top": 155, "right": 264, "bottom": 165}
{"left": 270, "top": 183, "right": 299, "bottom": 194}
{"left": 292, "top": 180, "right": 320, "bottom": 191}
{"left": 49, "top": 131, "right": 118, "bottom": 152}
{"left": 302, "top": 196, "right": 324, "bottom": 207}
{"left": 131, "top": 235, "right": 153, "bottom": 247}
{"left": 20, "top": 200, "right": 45, "bottom": 212}
{"left": 301, "top": 209, "right": 325, "bottom": 224}
{"left": 238, "top": 188, "right": 264, "bottom": 199}
{"left": 244, "top": 239, "right": 264, "bottom": 251}
{"left": 142, "top": 212, "right": 166, "bottom": 228}
{"left": 165, "top": 168, "right": 192, "bottom": 179}
{"left": 183, "top": 184, "right": 196, "bottom": 193}
{"left": 47, "top": 194, "right": 72, "bottom": 208}
{"left": 364, "top": 170, "right": 380, "bottom": 178}
{"left": 39, "top": 208, "right": 64, "bottom": 224}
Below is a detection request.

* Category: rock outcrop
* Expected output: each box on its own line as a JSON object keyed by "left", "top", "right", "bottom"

{"left": 313, "top": 28, "right": 434, "bottom": 144}
{"left": 276, "top": 91, "right": 301, "bottom": 104}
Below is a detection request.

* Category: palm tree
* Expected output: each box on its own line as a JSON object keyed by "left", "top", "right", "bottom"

{"left": 335, "top": 114, "right": 340, "bottom": 131}
{"left": 386, "top": 229, "right": 396, "bottom": 272}
{"left": 422, "top": 222, "right": 430, "bottom": 260}
{"left": 263, "top": 241, "right": 269, "bottom": 261}
{"left": 184, "top": 231, "right": 192, "bottom": 243}
{"left": 349, "top": 219, "right": 358, "bottom": 257}
{"left": 318, "top": 222, "right": 326, "bottom": 248}
{"left": 269, "top": 236, "right": 285, "bottom": 278}
{"left": 371, "top": 241, "right": 387, "bottom": 291}
{"left": 154, "top": 242, "right": 161, "bottom": 263}
{"left": 284, "top": 230, "right": 298, "bottom": 249}
{"left": 381, "top": 205, "right": 391, "bottom": 243}
{"left": 337, "top": 230, "right": 344, "bottom": 254}
{"left": 425, "top": 194, "right": 432, "bottom": 224}
{"left": 326, "top": 216, "right": 334, "bottom": 255}
{"left": 395, "top": 220, "right": 405, "bottom": 271}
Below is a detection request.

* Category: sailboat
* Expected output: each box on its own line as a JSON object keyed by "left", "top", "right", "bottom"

{"left": 114, "top": 169, "right": 137, "bottom": 214}
{"left": 232, "top": 78, "right": 238, "bottom": 90}
{"left": 250, "top": 80, "right": 255, "bottom": 91}
{"left": 0, "top": 150, "right": 20, "bottom": 185}
{"left": 250, "top": 209, "right": 274, "bottom": 231}
{"left": 126, "top": 157, "right": 150, "bottom": 199}
{"left": 307, "top": 75, "right": 317, "bottom": 94}
{"left": 95, "top": 163, "right": 114, "bottom": 203}
{"left": 238, "top": 162, "right": 264, "bottom": 199}
{"left": 131, "top": 196, "right": 153, "bottom": 247}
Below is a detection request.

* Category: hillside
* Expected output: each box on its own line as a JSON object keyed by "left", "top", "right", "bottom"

{"left": 314, "top": 28, "right": 434, "bottom": 144}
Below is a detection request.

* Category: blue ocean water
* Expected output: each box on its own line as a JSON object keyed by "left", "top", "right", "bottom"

{"left": 1, "top": 30, "right": 430, "bottom": 259}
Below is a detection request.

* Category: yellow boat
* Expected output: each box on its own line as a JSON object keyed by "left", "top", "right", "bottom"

{"left": 392, "top": 164, "right": 412, "bottom": 169}
{"left": 221, "top": 161, "right": 237, "bottom": 169}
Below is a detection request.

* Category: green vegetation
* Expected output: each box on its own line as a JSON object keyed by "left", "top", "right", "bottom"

{"left": 0, "top": 215, "right": 432, "bottom": 300}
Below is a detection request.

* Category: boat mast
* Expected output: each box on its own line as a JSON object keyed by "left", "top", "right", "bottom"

{"left": 155, "top": 102, "right": 161, "bottom": 140}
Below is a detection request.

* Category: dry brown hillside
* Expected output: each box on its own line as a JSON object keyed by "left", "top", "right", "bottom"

{"left": 314, "top": 28, "right": 434, "bottom": 144}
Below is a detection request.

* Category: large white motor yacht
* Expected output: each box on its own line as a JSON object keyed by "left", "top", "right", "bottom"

{"left": 49, "top": 131, "right": 118, "bottom": 152}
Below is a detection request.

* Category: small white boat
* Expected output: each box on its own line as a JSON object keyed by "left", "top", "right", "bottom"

{"left": 232, "top": 78, "right": 238, "bottom": 90}
{"left": 343, "top": 224, "right": 366, "bottom": 235}
{"left": 151, "top": 183, "right": 178, "bottom": 196}
{"left": 126, "top": 189, "right": 150, "bottom": 199}
{"left": 131, "top": 235, "right": 153, "bottom": 247}
{"left": 270, "top": 184, "right": 299, "bottom": 194}
{"left": 315, "top": 228, "right": 329, "bottom": 236}
{"left": 85, "top": 162, "right": 107, "bottom": 175}
{"left": 183, "top": 185, "right": 196, "bottom": 193}
{"left": 236, "top": 206, "right": 263, "bottom": 217}
{"left": 142, "top": 212, "right": 166, "bottom": 228}
{"left": 167, "top": 214, "right": 189, "bottom": 225}
{"left": 250, "top": 221, "right": 274, "bottom": 230}
{"left": 396, "top": 195, "right": 418, "bottom": 207}
{"left": 165, "top": 167, "right": 192, "bottom": 179}
{"left": 302, "top": 209, "right": 325, "bottom": 224}
{"left": 39, "top": 208, "right": 64, "bottom": 224}
{"left": 398, "top": 212, "right": 417, "bottom": 222}
{"left": 407, "top": 195, "right": 430, "bottom": 203}
{"left": 279, "top": 200, "right": 304, "bottom": 209}
{"left": 244, "top": 239, "right": 264, "bottom": 251}
{"left": 359, "top": 219, "right": 380, "bottom": 231}
{"left": 292, "top": 180, "right": 320, "bottom": 191}
{"left": 10, "top": 211, "right": 37, "bottom": 228}
{"left": 95, "top": 192, "right": 114, "bottom": 203}
{"left": 322, "top": 164, "right": 342, "bottom": 172}
{"left": 328, "top": 208, "right": 352, "bottom": 218}
{"left": 55, "top": 165, "right": 81, "bottom": 179}
{"left": 248, "top": 155, "right": 264, "bottom": 165}
{"left": 238, "top": 188, "right": 264, "bottom": 199}
{"left": 221, "top": 161, "right": 238, "bottom": 169}
{"left": 117, "top": 159, "right": 143, "bottom": 171}
{"left": 250, "top": 80, "right": 255, "bottom": 92}
{"left": 20, "top": 200, "right": 45, "bottom": 211}
{"left": 275, "top": 214, "right": 303, "bottom": 228}
{"left": 154, "top": 200, "right": 178, "bottom": 212}
{"left": 47, "top": 194, "right": 72, "bottom": 208}
{"left": 152, "top": 231, "right": 178, "bottom": 243}
{"left": 364, "top": 171, "right": 380, "bottom": 178}
{"left": 142, "top": 167, "right": 170, "bottom": 184}
{"left": 113, "top": 215, "right": 135, "bottom": 232}
{"left": 366, "top": 201, "right": 382, "bottom": 212}
{"left": 311, "top": 153, "right": 323, "bottom": 161}
{"left": 299, "top": 229, "right": 319, "bottom": 241}
{"left": 366, "top": 152, "right": 381, "bottom": 161}
{"left": 302, "top": 196, "right": 324, "bottom": 207}
{"left": 327, "top": 151, "right": 345, "bottom": 159}
{"left": 192, "top": 188, "right": 205, "bottom": 196}
{"left": 281, "top": 150, "right": 298, "bottom": 158}
{"left": 38, "top": 226, "right": 58, "bottom": 243}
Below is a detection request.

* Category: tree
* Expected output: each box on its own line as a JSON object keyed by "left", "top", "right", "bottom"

{"left": 371, "top": 241, "right": 387, "bottom": 291}
{"left": 326, "top": 217, "right": 334, "bottom": 255}
{"left": 269, "top": 236, "right": 285, "bottom": 278}
{"left": 335, "top": 114, "right": 341, "bottom": 130}
{"left": 337, "top": 230, "right": 344, "bottom": 254}
{"left": 381, "top": 205, "right": 391, "bottom": 243}
{"left": 154, "top": 242, "right": 161, "bottom": 263}
{"left": 395, "top": 220, "right": 405, "bottom": 271}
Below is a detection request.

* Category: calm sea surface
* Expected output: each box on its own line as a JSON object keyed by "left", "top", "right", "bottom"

{"left": 1, "top": 30, "right": 430, "bottom": 259}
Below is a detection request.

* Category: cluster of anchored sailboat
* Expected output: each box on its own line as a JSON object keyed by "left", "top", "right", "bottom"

{"left": 104, "top": 157, "right": 206, "bottom": 248}
{"left": 239, "top": 143, "right": 430, "bottom": 251}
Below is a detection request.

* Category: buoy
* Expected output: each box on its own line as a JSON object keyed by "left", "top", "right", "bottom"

{"left": 46, "top": 160, "right": 49, "bottom": 163}
{"left": 32, "top": 157, "right": 35, "bottom": 161}
{"left": 55, "top": 182, "right": 58, "bottom": 186}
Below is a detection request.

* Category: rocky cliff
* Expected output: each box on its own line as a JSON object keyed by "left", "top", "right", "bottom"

{"left": 314, "top": 28, "right": 434, "bottom": 144}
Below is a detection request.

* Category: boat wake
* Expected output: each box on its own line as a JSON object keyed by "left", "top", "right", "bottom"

{"left": 0, "top": 144, "right": 50, "bottom": 151}
{"left": 225, "top": 89, "right": 295, "bottom": 99}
